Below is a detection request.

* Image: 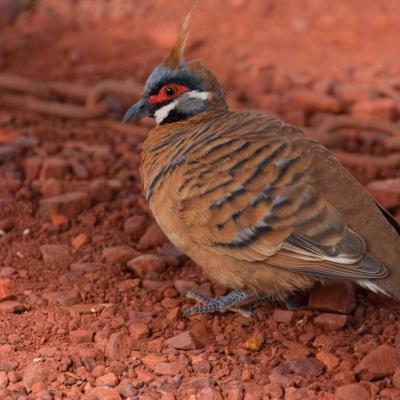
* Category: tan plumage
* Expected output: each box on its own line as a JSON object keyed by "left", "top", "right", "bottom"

{"left": 124, "top": 7, "right": 400, "bottom": 311}
{"left": 141, "top": 110, "right": 400, "bottom": 299}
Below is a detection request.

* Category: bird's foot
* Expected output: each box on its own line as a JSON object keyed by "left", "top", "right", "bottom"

{"left": 182, "top": 289, "right": 258, "bottom": 318}
{"left": 182, "top": 290, "right": 297, "bottom": 318}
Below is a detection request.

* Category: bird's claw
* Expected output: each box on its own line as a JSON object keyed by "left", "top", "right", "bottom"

{"left": 182, "top": 289, "right": 257, "bottom": 318}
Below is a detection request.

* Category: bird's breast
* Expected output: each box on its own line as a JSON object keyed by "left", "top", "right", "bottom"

{"left": 140, "top": 145, "right": 193, "bottom": 254}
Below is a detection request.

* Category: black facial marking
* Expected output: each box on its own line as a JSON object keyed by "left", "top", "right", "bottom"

{"left": 145, "top": 66, "right": 206, "bottom": 97}
{"left": 159, "top": 109, "right": 190, "bottom": 124}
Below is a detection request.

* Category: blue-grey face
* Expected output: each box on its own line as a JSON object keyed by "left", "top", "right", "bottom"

{"left": 123, "top": 64, "right": 211, "bottom": 125}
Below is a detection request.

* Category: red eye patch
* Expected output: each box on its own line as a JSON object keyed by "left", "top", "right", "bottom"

{"left": 148, "top": 83, "right": 189, "bottom": 105}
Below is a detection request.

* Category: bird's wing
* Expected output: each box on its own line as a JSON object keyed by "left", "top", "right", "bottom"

{"left": 176, "top": 114, "right": 387, "bottom": 280}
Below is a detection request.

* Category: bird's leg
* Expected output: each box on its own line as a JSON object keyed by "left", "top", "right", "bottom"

{"left": 243, "top": 293, "right": 298, "bottom": 310}
{"left": 182, "top": 289, "right": 258, "bottom": 318}
{"left": 182, "top": 290, "right": 297, "bottom": 318}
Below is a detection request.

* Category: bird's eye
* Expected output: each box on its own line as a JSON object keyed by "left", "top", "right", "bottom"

{"left": 148, "top": 83, "right": 188, "bottom": 105}
{"left": 164, "top": 85, "right": 177, "bottom": 97}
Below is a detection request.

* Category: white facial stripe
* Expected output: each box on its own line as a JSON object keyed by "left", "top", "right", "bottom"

{"left": 187, "top": 90, "right": 210, "bottom": 100}
{"left": 154, "top": 91, "right": 210, "bottom": 125}
{"left": 154, "top": 99, "right": 179, "bottom": 124}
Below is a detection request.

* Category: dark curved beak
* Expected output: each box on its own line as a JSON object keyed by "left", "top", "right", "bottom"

{"left": 122, "top": 98, "right": 152, "bottom": 123}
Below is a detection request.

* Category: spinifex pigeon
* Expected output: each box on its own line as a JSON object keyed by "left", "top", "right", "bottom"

{"left": 123, "top": 8, "right": 400, "bottom": 317}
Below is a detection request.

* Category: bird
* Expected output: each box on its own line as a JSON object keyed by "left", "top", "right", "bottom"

{"left": 123, "top": 6, "right": 400, "bottom": 317}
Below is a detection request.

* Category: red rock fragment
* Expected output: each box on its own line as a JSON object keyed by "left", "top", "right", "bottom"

{"left": 123, "top": 215, "right": 147, "bottom": 240}
{"left": 197, "top": 387, "right": 223, "bottom": 400}
{"left": 366, "top": 179, "right": 400, "bottom": 209}
{"left": 285, "top": 387, "right": 317, "bottom": 400}
{"left": 129, "top": 310, "right": 153, "bottom": 323}
{"left": 69, "top": 345, "right": 104, "bottom": 370}
{"left": 71, "top": 233, "right": 88, "bottom": 249}
{"left": 174, "top": 279, "right": 199, "bottom": 293}
{"left": 316, "top": 350, "right": 340, "bottom": 371}
{"left": 351, "top": 98, "right": 395, "bottom": 119}
{"left": 0, "top": 278, "right": 13, "bottom": 301}
{"left": 154, "top": 362, "right": 180, "bottom": 376}
{"left": 189, "top": 377, "right": 216, "bottom": 390}
{"left": 332, "top": 370, "right": 356, "bottom": 385}
{"left": 282, "top": 341, "right": 311, "bottom": 360}
{"left": 379, "top": 388, "right": 400, "bottom": 400}
{"left": 141, "top": 354, "right": 164, "bottom": 370}
{"left": 241, "top": 369, "right": 252, "bottom": 381}
{"left": 0, "top": 371, "right": 8, "bottom": 389}
{"left": 262, "top": 383, "right": 282, "bottom": 399}
{"left": 87, "top": 386, "right": 121, "bottom": 400}
{"left": 135, "top": 368, "right": 154, "bottom": 383}
{"left": 129, "top": 322, "right": 149, "bottom": 340}
{"left": 354, "top": 345, "right": 400, "bottom": 381}
{"left": 24, "top": 157, "right": 42, "bottom": 181}
{"left": 242, "top": 383, "right": 266, "bottom": 400}
{"left": 22, "top": 362, "right": 50, "bottom": 392}
{"left": 95, "top": 372, "right": 118, "bottom": 387}
{"left": 0, "top": 218, "right": 13, "bottom": 232}
{"left": 38, "top": 178, "right": 64, "bottom": 198}
{"left": 127, "top": 254, "right": 166, "bottom": 278}
{"left": 88, "top": 179, "right": 113, "bottom": 203}
{"left": 105, "top": 333, "right": 133, "bottom": 361}
{"left": 39, "top": 192, "right": 90, "bottom": 220}
{"left": 312, "top": 335, "right": 338, "bottom": 351}
{"left": 40, "top": 157, "right": 68, "bottom": 180}
{"left": 335, "top": 383, "right": 370, "bottom": 400}
{"left": 137, "top": 223, "right": 168, "bottom": 250}
{"left": 192, "top": 359, "right": 211, "bottom": 374}
{"left": 308, "top": 282, "right": 356, "bottom": 314}
{"left": 393, "top": 368, "right": 400, "bottom": 389}
{"left": 69, "top": 330, "right": 94, "bottom": 345}
{"left": 166, "top": 307, "right": 180, "bottom": 322}
{"left": 115, "top": 278, "right": 140, "bottom": 291}
{"left": 0, "top": 267, "right": 15, "bottom": 277}
{"left": 42, "top": 290, "right": 80, "bottom": 306}
{"left": 333, "top": 82, "right": 378, "bottom": 105}
{"left": 160, "top": 393, "right": 175, "bottom": 400}
{"left": 164, "top": 331, "right": 203, "bottom": 350}
{"left": 313, "top": 313, "right": 347, "bottom": 331}
{"left": 273, "top": 309, "right": 295, "bottom": 324}
{"left": 353, "top": 339, "right": 377, "bottom": 355}
{"left": 0, "top": 300, "right": 26, "bottom": 313}
{"left": 51, "top": 213, "right": 69, "bottom": 227}
{"left": 164, "top": 297, "right": 182, "bottom": 311}
{"left": 40, "top": 244, "right": 71, "bottom": 268}
{"left": 117, "top": 383, "right": 137, "bottom": 399}
{"left": 142, "top": 279, "right": 165, "bottom": 290}
{"left": 102, "top": 246, "right": 139, "bottom": 265}
{"left": 287, "top": 357, "right": 325, "bottom": 378}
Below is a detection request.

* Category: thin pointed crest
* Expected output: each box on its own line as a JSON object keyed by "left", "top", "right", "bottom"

{"left": 163, "top": 1, "right": 197, "bottom": 69}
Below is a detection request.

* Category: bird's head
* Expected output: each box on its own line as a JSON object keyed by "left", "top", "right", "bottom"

{"left": 123, "top": 7, "right": 227, "bottom": 126}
